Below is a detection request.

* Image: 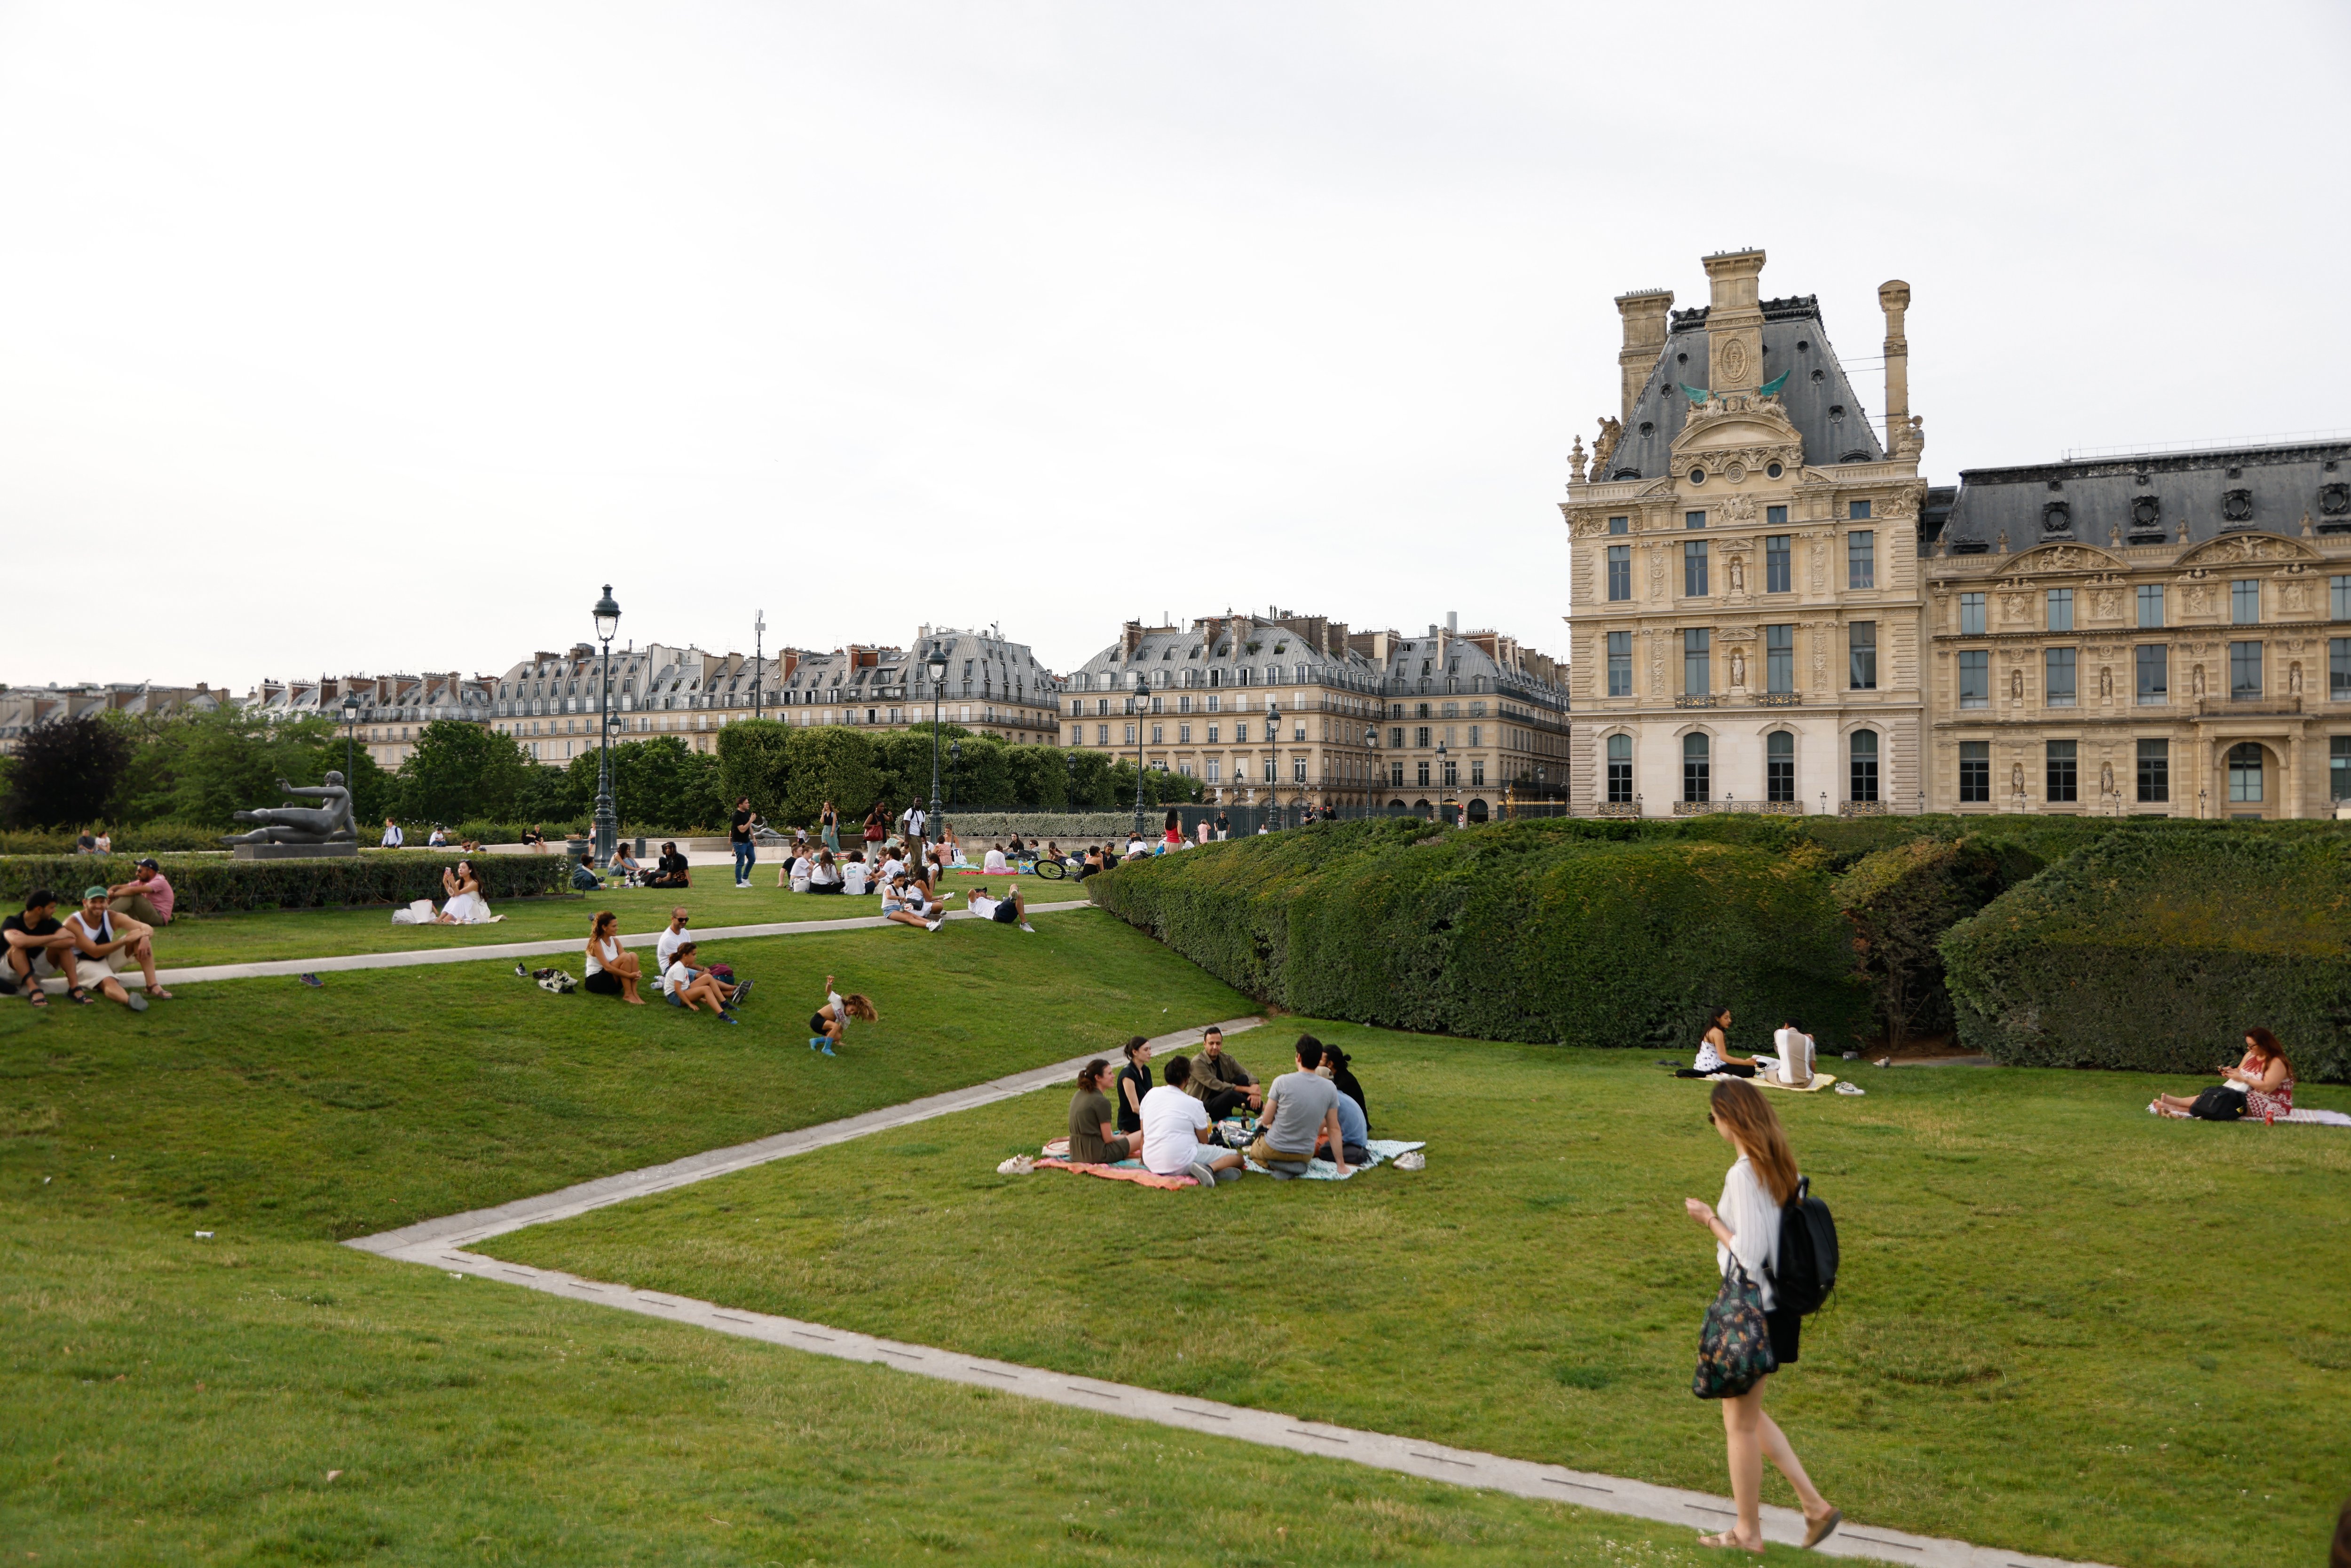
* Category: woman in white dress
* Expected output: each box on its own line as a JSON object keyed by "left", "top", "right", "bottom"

{"left": 436, "top": 860, "right": 495, "bottom": 924}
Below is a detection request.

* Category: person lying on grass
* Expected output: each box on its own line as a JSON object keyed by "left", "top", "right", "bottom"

{"left": 2, "top": 889, "right": 79, "bottom": 1009}
{"left": 1247, "top": 1036, "right": 1349, "bottom": 1178}
{"left": 63, "top": 885, "right": 171, "bottom": 1010}
{"left": 1068, "top": 1057, "right": 1141, "bottom": 1163}
{"left": 964, "top": 883, "right": 1035, "bottom": 932}
{"left": 660, "top": 940, "right": 748, "bottom": 1021}
{"left": 2151, "top": 1027, "right": 2296, "bottom": 1121}
{"left": 880, "top": 874, "right": 944, "bottom": 932}
{"left": 582, "top": 910, "right": 647, "bottom": 1005}
{"left": 808, "top": 973, "right": 875, "bottom": 1056}
{"left": 1140, "top": 1055, "right": 1244, "bottom": 1187}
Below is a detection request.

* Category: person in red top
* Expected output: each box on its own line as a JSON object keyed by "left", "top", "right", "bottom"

{"left": 1161, "top": 808, "right": 1184, "bottom": 849}
{"left": 107, "top": 859, "right": 174, "bottom": 925}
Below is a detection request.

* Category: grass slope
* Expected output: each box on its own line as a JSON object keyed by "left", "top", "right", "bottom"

{"left": 484, "top": 1023, "right": 2351, "bottom": 1568}
{"left": 0, "top": 909, "right": 1245, "bottom": 1240}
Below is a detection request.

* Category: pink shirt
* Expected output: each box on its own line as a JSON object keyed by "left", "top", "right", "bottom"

{"left": 135, "top": 872, "right": 174, "bottom": 922}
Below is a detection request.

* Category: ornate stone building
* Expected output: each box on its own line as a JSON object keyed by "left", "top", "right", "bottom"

{"left": 1563, "top": 249, "right": 1927, "bottom": 814}
{"left": 1922, "top": 443, "right": 2351, "bottom": 817}
{"left": 781, "top": 627, "right": 1061, "bottom": 746}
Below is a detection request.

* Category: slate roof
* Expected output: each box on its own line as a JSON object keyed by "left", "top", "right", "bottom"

{"left": 1936, "top": 440, "right": 2351, "bottom": 555}
{"left": 1602, "top": 296, "right": 1886, "bottom": 481}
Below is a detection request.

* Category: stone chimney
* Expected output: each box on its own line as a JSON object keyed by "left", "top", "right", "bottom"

{"left": 1699, "top": 249, "right": 1766, "bottom": 394}
{"left": 1614, "top": 288, "right": 1674, "bottom": 423}
{"left": 1121, "top": 620, "right": 1144, "bottom": 659}
{"left": 1878, "top": 280, "right": 1911, "bottom": 433}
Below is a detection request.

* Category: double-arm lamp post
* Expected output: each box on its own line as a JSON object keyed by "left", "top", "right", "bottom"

{"left": 592, "top": 585, "right": 621, "bottom": 862}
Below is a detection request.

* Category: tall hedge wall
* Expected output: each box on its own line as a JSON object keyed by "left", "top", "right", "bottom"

{"left": 0, "top": 851, "right": 574, "bottom": 915}
{"left": 1940, "top": 825, "right": 2351, "bottom": 1080}
{"left": 1088, "top": 818, "right": 1867, "bottom": 1053}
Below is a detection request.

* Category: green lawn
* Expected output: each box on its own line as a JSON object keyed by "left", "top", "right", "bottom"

{"left": 0, "top": 909, "right": 1245, "bottom": 1240}
{"left": 146, "top": 882, "right": 913, "bottom": 968}
{"left": 0, "top": 1206, "right": 1740, "bottom": 1566}
{"left": 481, "top": 1023, "right": 2351, "bottom": 1568}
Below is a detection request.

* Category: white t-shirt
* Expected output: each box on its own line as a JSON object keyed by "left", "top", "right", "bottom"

{"left": 656, "top": 926, "right": 691, "bottom": 970}
{"left": 842, "top": 863, "right": 869, "bottom": 895}
{"left": 382, "top": 825, "right": 403, "bottom": 847}
{"left": 907, "top": 808, "right": 926, "bottom": 836}
{"left": 880, "top": 856, "right": 906, "bottom": 885}
{"left": 661, "top": 958, "right": 696, "bottom": 995}
{"left": 1715, "top": 1154, "right": 1783, "bottom": 1310}
{"left": 967, "top": 893, "right": 1002, "bottom": 920}
{"left": 1771, "top": 1028, "right": 1815, "bottom": 1085}
{"left": 982, "top": 849, "right": 1009, "bottom": 873}
{"left": 1138, "top": 1084, "right": 1211, "bottom": 1176}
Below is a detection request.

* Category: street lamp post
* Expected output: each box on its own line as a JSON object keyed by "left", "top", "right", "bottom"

{"left": 1436, "top": 740, "right": 1449, "bottom": 825}
{"left": 340, "top": 693, "right": 361, "bottom": 789}
{"left": 591, "top": 585, "right": 621, "bottom": 862}
{"left": 925, "top": 640, "right": 949, "bottom": 846}
{"left": 1131, "top": 674, "right": 1151, "bottom": 839}
{"left": 753, "top": 610, "right": 766, "bottom": 723}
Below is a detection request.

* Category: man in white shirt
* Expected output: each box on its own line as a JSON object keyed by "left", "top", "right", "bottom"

{"left": 1140, "top": 1056, "right": 1242, "bottom": 1187}
{"left": 380, "top": 817, "right": 403, "bottom": 848}
{"left": 907, "top": 804, "right": 926, "bottom": 842}
{"left": 841, "top": 855, "right": 870, "bottom": 896}
{"left": 656, "top": 908, "right": 694, "bottom": 972}
{"left": 964, "top": 884, "right": 1033, "bottom": 932}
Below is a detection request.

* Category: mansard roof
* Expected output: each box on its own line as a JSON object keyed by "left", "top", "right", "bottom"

{"left": 1602, "top": 296, "right": 1886, "bottom": 481}
{"left": 1938, "top": 440, "right": 2351, "bottom": 555}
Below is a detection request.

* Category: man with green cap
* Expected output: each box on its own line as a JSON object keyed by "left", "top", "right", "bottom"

{"left": 61, "top": 885, "right": 168, "bottom": 1010}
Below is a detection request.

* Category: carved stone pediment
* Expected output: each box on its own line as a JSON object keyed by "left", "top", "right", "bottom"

{"left": 1670, "top": 392, "right": 1804, "bottom": 479}
{"left": 2178, "top": 531, "right": 2319, "bottom": 568}
{"left": 1997, "top": 543, "right": 2126, "bottom": 577}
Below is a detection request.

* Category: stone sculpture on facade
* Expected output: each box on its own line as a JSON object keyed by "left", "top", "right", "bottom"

{"left": 220, "top": 774, "right": 358, "bottom": 853}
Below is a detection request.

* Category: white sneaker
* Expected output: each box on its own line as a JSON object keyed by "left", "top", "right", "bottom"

{"left": 1020, "top": 922, "right": 1036, "bottom": 932}
{"left": 926, "top": 918, "right": 944, "bottom": 931}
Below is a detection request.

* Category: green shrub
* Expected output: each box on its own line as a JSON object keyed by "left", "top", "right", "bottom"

{"left": 0, "top": 851, "right": 574, "bottom": 916}
{"left": 0, "top": 823, "right": 230, "bottom": 856}
{"left": 1089, "top": 817, "right": 1867, "bottom": 1053}
{"left": 1836, "top": 838, "right": 2013, "bottom": 1044}
{"left": 1940, "top": 824, "right": 2351, "bottom": 1080}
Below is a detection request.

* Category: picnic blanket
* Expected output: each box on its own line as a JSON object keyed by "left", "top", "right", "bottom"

{"left": 2265, "top": 1108, "right": 2351, "bottom": 1127}
{"left": 1036, "top": 1156, "right": 1200, "bottom": 1189}
{"left": 1241, "top": 1138, "right": 1426, "bottom": 1181}
{"left": 1756, "top": 1072, "right": 1839, "bottom": 1093}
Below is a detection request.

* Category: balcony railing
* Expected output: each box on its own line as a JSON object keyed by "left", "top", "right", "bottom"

{"left": 1753, "top": 692, "right": 1803, "bottom": 706}
{"left": 1592, "top": 801, "right": 1640, "bottom": 817}
{"left": 1673, "top": 695, "right": 1719, "bottom": 709}
{"left": 1839, "top": 800, "right": 1889, "bottom": 817}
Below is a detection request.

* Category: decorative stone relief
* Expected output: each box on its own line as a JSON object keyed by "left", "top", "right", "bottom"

{"left": 2280, "top": 575, "right": 2314, "bottom": 615}
{"left": 2182, "top": 583, "right": 2212, "bottom": 618}
{"left": 2099, "top": 666, "right": 2113, "bottom": 701}
{"left": 2093, "top": 587, "right": 2123, "bottom": 621}
{"left": 1810, "top": 536, "right": 1828, "bottom": 591}
{"left": 1717, "top": 336, "right": 1751, "bottom": 386}
{"left": 1570, "top": 436, "right": 1586, "bottom": 483}
{"left": 2191, "top": 663, "right": 2207, "bottom": 699}
{"left": 1729, "top": 648, "right": 1748, "bottom": 689}
{"left": 2289, "top": 662, "right": 2304, "bottom": 696}
{"left": 1649, "top": 630, "right": 1666, "bottom": 696}
{"left": 1591, "top": 416, "right": 1622, "bottom": 474}
{"left": 1811, "top": 623, "right": 1830, "bottom": 691}
{"left": 1649, "top": 547, "right": 1667, "bottom": 601}
{"left": 1719, "top": 493, "right": 1758, "bottom": 524}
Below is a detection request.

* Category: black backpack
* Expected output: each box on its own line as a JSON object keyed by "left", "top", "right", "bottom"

{"left": 1768, "top": 1175, "right": 1839, "bottom": 1316}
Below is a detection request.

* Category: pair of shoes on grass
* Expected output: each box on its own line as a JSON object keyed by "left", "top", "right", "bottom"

{"left": 925, "top": 918, "right": 944, "bottom": 932}
{"left": 807, "top": 1037, "right": 835, "bottom": 1056}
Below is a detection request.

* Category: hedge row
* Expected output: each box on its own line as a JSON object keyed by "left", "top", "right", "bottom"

{"left": 1088, "top": 817, "right": 1868, "bottom": 1054}
{"left": 0, "top": 851, "right": 574, "bottom": 915}
{"left": 0, "top": 823, "right": 233, "bottom": 856}
{"left": 1940, "top": 824, "right": 2351, "bottom": 1080}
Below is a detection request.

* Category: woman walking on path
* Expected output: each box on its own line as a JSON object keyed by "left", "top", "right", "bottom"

{"left": 1683, "top": 1079, "right": 1839, "bottom": 1554}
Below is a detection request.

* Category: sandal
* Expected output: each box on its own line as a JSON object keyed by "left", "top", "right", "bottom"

{"left": 147, "top": 986, "right": 174, "bottom": 1001}
{"left": 1803, "top": 1507, "right": 1843, "bottom": 1549}
{"left": 65, "top": 987, "right": 93, "bottom": 1005}
{"left": 26, "top": 987, "right": 47, "bottom": 1008}
{"left": 1696, "top": 1531, "right": 1764, "bottom": 1555}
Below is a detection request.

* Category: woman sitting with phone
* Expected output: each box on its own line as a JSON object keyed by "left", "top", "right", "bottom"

{"left": 2152, "top": 1028, "right": 2295, "bottom": 1121}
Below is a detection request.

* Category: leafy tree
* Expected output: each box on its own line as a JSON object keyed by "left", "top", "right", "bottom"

{"left": 715, "top": 720, "right": 791, "bottom": 819}
{"left": 0, "top": 713, "right": 135, "bottom": 829}
{"left": 1107, "top": 758, "right": 1203, "bottom": 808}
{"left": 781, "top": 727, "right": 880, "bottom": 827}
{"left": 940, "top": 735, "right": 1012, "bottom": 813}
{"left": 563, "top": 737, "right": 728, "bottom": 832}
{"left": 1065, "top": 747, "right": 1121, "bottom": 809}
{"left": 394, "top": 720, "right": 537, "bottom": 825}
{"left": 511, "top": 763, "right": 589, "bottom": 829}
{"left": 112, "top": 708, "right": 354, "bottom": 828}
{"left": 1004, "top": 744, "right": 1071, "bottom": 810}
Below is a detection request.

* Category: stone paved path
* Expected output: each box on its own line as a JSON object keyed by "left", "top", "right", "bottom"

{"left": 49, "top": 899, "right": 1097, "bottom": 992}
{"left": 345, "top": 1016, "right": 2115, "bottom": 1568}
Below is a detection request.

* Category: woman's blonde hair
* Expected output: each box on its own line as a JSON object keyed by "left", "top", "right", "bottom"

{"left": 844, "top": 994, "right": 878, "bottom": 1022}
{"left": 1709, "top": 1078, "right": 1799, "bottom": 1206}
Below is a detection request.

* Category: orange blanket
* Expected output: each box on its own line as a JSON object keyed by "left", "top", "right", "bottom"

{"left": 1036, "top": 1156, "right": 1199, "bottom": 1190}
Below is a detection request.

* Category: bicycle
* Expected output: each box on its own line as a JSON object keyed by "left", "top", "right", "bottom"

{"left": 1013, "top": 851, "right": 1068, "bottom": 880}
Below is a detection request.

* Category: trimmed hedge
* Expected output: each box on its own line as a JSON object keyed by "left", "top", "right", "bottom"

{"left": 1940, "top": 824, "right": 2351, "bottom": 1080}
{"left": 0, "top": 851, "right": 574, "bottom": 915}
{"left": 0, "top": 823, "right": 232, "bottom": 856}
{"left": 1089, "top": 817, "right": 1867, "bottom": 1054}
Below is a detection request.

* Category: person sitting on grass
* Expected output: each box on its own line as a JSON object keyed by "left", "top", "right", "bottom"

{"left": 62, "top": 886, "right": 170, "bottom": 1010}
{"left": 1141, "top": 1055, "right": 1244, "bottom": 1187}
{"left": 1677, "top": 1007, "right": 1756, "bottom": 1079}
{"left": 2153, "top": 1027, "right": 2296, "bottom": 1121}
{"left": 645, "top": 842, "right": 691, "bottom": 888}
{"left": 880, "top": 874, "right": 944, "bottom": 932}
{"left": 1314, "top": 1044, "right": 1372, "bottom": 1166}
{"left": 1770, "top": 1019, "right": 1817, "bottom": 1088}
{"left": 1247, "top": 1036, "right": 1349, "bottom": 1179}
{"left": 520, "top": 824, "right": 548, "bottom": 852}
{"left": 570, "top": 851, "right": 603, "bottom": 892}
{"left": 1115, "top": 1036, "right": 1152, "bottom": 1136}
{"left": 436, "top": 860, "right": 495, "bottom": 923}
{"left": 808, "top": 973, "right": 875, "bottom": 1056}
{"left": 964, "top": 882, "right": 1035, "bottom": 932}
{"left": 106, "top": 859, "right": 175, "bottom": 926}
{"left": 581, "top": 910, "right": 647, "bottom": 1005}
{"left": 840, "top": 851, "right": 870, "bottom": 897}
{"left": 983, "top": 842, "right": 1010, "bottom": 874}
{"left": 1322, "top": 1042, "right": 1369, "bottom": 1133}
{"left": 807, "top": 850, "right": 844, "bottom": 894}
{"left": 1068, "top": 1057, "right": 1141, "bottom": 1164}
{"left": 785, "top": 846, "right": 813, "bottom": 893}
{"left": 2, "top": 889, "right": 79, "bottom": 1009}
{"left": 660, "top": 939, "right": 747, "bottom": 1020}
{"left": 609, "top": 843, "right": 643, "bottom": 883}
{"left": 1186, "top": 1025, "right": 1262, "bottom": 1120}
{"left": 427, "top": 825, "right": 449, "bottom": 847}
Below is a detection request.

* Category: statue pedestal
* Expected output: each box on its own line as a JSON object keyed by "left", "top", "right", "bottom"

{"left": 232, "top": 842, "right": 359, "bottom": 861}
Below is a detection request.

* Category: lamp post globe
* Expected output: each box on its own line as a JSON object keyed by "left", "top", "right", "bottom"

{"left": 925, "top": 641, "right": 949, "bottom": 845}
{"left": 590, "top": 585, "right": 621, "bottom": 862}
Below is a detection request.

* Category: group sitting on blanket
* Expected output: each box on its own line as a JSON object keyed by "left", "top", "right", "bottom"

{"left": 1068, "top": 1032, "right": 1373, "bottom": 1186}
{"left": 1676, "top": 1007, "right": 1821, "bottom": 1087}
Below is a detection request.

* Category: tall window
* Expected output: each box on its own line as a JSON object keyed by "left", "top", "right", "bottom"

{"left": 1415, "top": 725, "right": 1432, "bottom": 748}
{"left": 1959, "top": 740, "right": 1990, "bottom": 803}
{"left": 1607, "top": 515, "right": 1628, "bottom": 535}
{"left": 2044, "top": 647, "right": 2077, "bottom": 707}
{"left": 1849, "top": 499, "right": 1872, "bottom": 520}
{"left": 2137, "top": 739, "right": 2169, "bottom": 804}
{"left": 2334, "top": 736, "right": 2351, "bottom": 802}
{"left": 1767, "top": 505, "right": 1787, "bottom": 528}
{"left": 2331, "top": 637, "right": 2350, "bottom": 701}
{"left": 1684, "top": 540, "right": 1709, "bottom": 597}
{"left": 2227, "top": 742, "right": 2264, "bottom": 804}
{"left": 1847, "top": 531, "right": 1875, "bottom": 589}
{"left": 1766, "top": 535, "right": 1792, "bottom": 593}
{"left": 2334, "top": 575, "right": 2351, "bottom": 621}
{"left": 2230, "top": 640, "right": 2264, "bottom": 701}
{"left": 2136, "top": 645, "right": 2168, "bottom": 705}
{"left": 1766, "top": 624, "right": 1794, "bottom": 693}
{"left": 1684, "top": 629, "right": 1712, "bottom": 695}
{"left": 2046, "top": 588, "right": 2074, "bottom": 632}
{"left": 1607, "top": 631, "right": 1632, "bottom": 697}
{"left": 2046, "top": 740, "right": 2078, "bottom": 803}
{"left": 1682, "top": 732, "right": 1711, "bottom": 803}
{"left": 1767, "top": 730, "right": 1794, "bottom": 802}
{"left": 1850, "top": 730, "right": 1879, "bottom": 802}
{"left": 1686, "top": 510, "right": 1706, "bottom": 529}
{"left": 1960, "top": 592, "right": 1986, "bottom": 635}
{"left": 1606, "top": 733, "right": 1633, "bottom": 803}
{"left": 2231, "top": 579, "right": 2261, "bottom": 624}
{"left": 1607, "top": 544, "right": 1632, "bottom": 601}
{"left": 1849, "top": 622, "right": 1878, "bottom": 690}
{"left": 2138, "top": 584, "right": 2166, "bottom": 628}
{"left": 1416, "top": 760, "right": 1430, "bottom": 787}
{"left": 1959, "top": 649, "right": 1988, "bottom": 709}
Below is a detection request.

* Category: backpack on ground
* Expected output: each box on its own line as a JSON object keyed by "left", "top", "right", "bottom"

{"left": 1768, "top": 1175, "right": 1839, "bottom": 1316}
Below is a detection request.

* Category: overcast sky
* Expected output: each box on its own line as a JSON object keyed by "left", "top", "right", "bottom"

{"left": 4, "top": 0, "right": 2346, "bottom": 693}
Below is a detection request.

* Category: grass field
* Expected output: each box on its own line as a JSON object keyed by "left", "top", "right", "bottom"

{"left": 480, "top": 1022, "right": 2351, "bottom": 1568}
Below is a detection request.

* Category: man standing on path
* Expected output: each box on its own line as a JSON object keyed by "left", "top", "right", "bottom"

{"left": 729, "top": 797, "right": 757, "bottom": 888}
{"left": 1246, "top": 1036, "right": 1349, "bottom": 1179}
{"left": 380, "top": 816, "right": 403, "bottom": 848}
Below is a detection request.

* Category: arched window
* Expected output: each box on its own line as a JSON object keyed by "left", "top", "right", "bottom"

{"left": 1606, "top": 733, "right": 1633, "bottom": 803}
{"left": 1850, "top": 730, "right": 1880, "bottom": 803}
{"left": 1767, "top": 731, "right": 1795, "bottom": 802}
{"left": 1683, "top": 733, "right": 1711, "bottom": 804}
